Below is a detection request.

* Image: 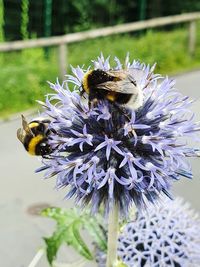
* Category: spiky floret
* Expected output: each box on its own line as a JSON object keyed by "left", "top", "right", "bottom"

{"left": 118, "top": 198, "right": 200, "bottom": 267}
{"left": 37, "top": 54, "right": 200, "bottom": 216}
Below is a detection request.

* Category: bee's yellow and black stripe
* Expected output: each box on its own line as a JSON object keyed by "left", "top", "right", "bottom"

{"left": 24, "top": 120, "right": 50, "bottom": 156}
{"left": 82, "top": 70, "right": 93, "bottom": 94}
{"left": 24, "top": 134, "right": 44, "bottom": 155}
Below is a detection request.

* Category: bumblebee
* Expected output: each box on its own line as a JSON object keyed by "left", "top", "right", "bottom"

{"left": 17, "top": 115, "right": 51, "bottom": 156}
{"left": 81, "top": 69, "right": 144, "bottom": 109}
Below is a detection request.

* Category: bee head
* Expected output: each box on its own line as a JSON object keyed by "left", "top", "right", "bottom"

{"left": 82, "top": 69, "right": 113, "bottom": 94}
{"left": 36, "top": 139, "right": 52, "bottom": 156}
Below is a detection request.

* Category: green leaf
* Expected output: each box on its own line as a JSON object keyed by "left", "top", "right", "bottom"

{"left": 42, "top": 207, "right": 94, "bottom": 265}
{"left": 83, "top": 217, "right": 107, "bottom": 251}
{"left": 41, "top": 207, "right": 76, "bottom": 225}
{"left": 70, "top": 220, "right": 93, "bottom": 260}
{"left": 44, "top": 229, "right": 65, "bottom": 265}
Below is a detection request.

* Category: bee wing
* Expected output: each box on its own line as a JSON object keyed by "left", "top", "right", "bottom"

{"left": 106, "top": 70, "right": 128, "bottom": 79}
{"left": 96, "top": 68, "right": 148, "bottom": 93}
{"left": 95, "top": 79, "right": 137, "bottom": 94}
{"left": 21, "top": 114, "right": 33, "bottom": 135}
{"left": 107, "top": 69, "right": 144, "bottom": 81}
{"left": 17, "top": 128, "right": 25, "bottom": 143}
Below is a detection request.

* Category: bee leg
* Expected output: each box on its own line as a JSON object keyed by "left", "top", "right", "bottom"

{"left": 88, "top": 93, "right": 99, "bottom": 109}
{"left": 80, "top": 89, "right": 85, "bottom": 97}
{"left": 48, "top": 128, "right": 57, "bottom": 135}
{"left": 113, "top": 104, "right": 136, "bottom": 137}
{"left": 42, "top": 155, "right": 53, "bottom": 159}
{"left": 113, "top": 103, "right": 131, "bottom": 121}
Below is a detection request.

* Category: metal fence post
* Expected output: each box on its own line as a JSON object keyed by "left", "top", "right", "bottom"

{"left": 188, "top": 20, "right": 196, "bottom": 57}
{"left": 58, "top": 43, "right": 67, "bottom": 81}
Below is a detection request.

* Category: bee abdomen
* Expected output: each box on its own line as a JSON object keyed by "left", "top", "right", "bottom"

{"left": 27, "top": 134, "right": 44, "bottom": 155}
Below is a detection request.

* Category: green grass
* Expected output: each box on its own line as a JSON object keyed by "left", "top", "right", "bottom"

{"left": 0, "top": 24, "right": 200, "bottom": 117}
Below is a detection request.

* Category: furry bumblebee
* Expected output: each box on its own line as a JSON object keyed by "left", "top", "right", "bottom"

{"left": 17, "top": 115, "right": 51, "bottom": 156}
{"left": 81, "top": 69, "right": 144, "bottom": 109}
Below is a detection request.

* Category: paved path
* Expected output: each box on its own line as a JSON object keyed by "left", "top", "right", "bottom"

{"left": 0, "top": 70, "right": 200, "bottom": 267}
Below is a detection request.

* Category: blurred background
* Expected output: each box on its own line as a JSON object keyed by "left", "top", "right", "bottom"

{"left": 0, "top": 1, "right": 200, "bottom": 267}
{"left": 0, "top": 0, "right": 200, "bottom": 117}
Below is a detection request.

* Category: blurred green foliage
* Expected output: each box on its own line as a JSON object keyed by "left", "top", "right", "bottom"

{"left": 0, "top": 0, "right": 5, "bottom": 41}
{"left": 0, "top": 25, "right": 200, "bottom": 117}
{"left": 20, "top": 0, "right": 29, "bottom": 40}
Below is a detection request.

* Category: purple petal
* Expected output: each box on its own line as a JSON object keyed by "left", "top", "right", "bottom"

{"left": 94, "top": 141, "right": 107, "bottom": 152}
{"left": 106, "top": 145, "right": 111, "bottom": 160}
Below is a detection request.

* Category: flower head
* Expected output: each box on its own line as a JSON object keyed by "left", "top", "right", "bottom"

{"left": 118, "top": 198, "right": 200, "bottom": 267}
{"left": 37, "top": 54, "right": 200, "bottom": 215}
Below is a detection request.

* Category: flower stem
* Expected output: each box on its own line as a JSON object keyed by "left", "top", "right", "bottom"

{"left": 106, "top": 204, "right": 119, "bottom": 267}
{"left": 28, "top": 248, "right": 45, "bottom": 267}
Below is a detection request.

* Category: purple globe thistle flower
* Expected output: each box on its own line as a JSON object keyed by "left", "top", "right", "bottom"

{"left": 37, "top": 54, "right": 200, "bottom": 215}
{"left": 118, "top": 198, "right": 200, "bottom": 267}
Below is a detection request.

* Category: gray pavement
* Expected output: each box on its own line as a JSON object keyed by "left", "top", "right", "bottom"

{"left": 1, "top": 70, "right": 200, "bottom": 267}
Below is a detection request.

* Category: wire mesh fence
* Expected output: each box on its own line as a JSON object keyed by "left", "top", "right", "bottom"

{"left": 1, "top": 0, "right": 200, "bottom": 41}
